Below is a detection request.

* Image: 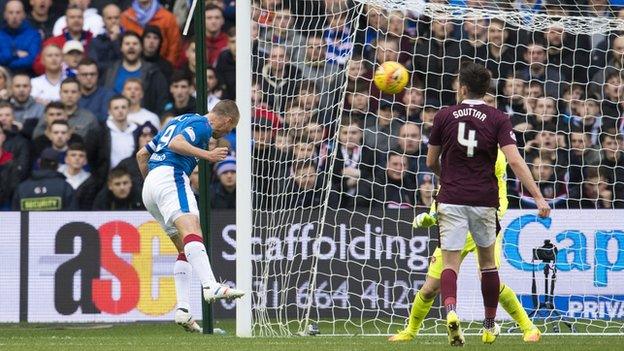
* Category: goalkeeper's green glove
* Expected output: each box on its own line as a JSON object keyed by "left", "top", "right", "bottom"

{"left": 413, "top": 211, "right": 438, "bottom": 228}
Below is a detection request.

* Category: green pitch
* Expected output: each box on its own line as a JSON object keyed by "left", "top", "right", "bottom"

{"left": 0, "top": 321, "right": 622, "bottom": 351}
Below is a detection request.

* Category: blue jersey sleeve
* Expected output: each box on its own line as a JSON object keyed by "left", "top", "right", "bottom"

{"left": 182, "top": 120, "right": 212, "bottom": 147}
{"left": 145, "top": 129, "right": 164, "bottom": 154}
{"left": 145, "top": 140, "right": 157, "bottom": 154}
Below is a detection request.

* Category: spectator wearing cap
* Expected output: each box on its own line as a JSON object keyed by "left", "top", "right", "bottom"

{"left": 27, "top": 0, "right": 56, "bottom": 41}
{"left": 92, "top": 166, "right": 144, "bottom": 210}
{"left": 10, "top": 73, "right": 45, "bottom": 138}
{"left": 122, "top": 78, "right": 160, "bottom": 129}
{"left": 62, "top": 40, "right": 85, "bottom": 77}
{"left": 221, "top": 0, "right": 236, "bottom": 28}
{"left": 0, "top": 0, "right": 42, "bottom": 72}
{"left": 52, "top": 0, "right": 104, "bottom": 37}
{"left": 117, "top": 121, "right": 157, "bottom": 190}
{"left": 88, "top": 3, "right": 122, "bottom": 73}
{"left": 120, "top": 0, "right": 181, "bottom": 65}
{"left": 58, "top": 142, "right": 91, "bottom": 190}
{"left": 210, "top": 156, "right": 236, "bottom": 209}
{"left": 103, "top": 31, "right": 169, "bottom": 116}
{"left": 0, "top": 126, "right": 20, "bottom": 209}
{"left": 0, "top": 101, "right": 32, "bottom": 180}
{"left": 12, "top": 147, "right": 75, "bottom": 211}
{"left": 77, "top": 58, "right": 115, "bottom": 122}
{"left": 142, "top": 25, "right": 173, "bottom": 82}
{"left": 33, "top": 5, "right": 94, "bottom": 76}
{"left": 163, "top": 70, "right": 196, "bottom": 117}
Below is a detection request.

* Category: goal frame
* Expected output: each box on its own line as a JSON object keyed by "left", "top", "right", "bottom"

{"left": 234, "top": 0, "right": 624, "bottom": 337}
{"left": 235, "top": 0, "right": 254, "bottom": 338}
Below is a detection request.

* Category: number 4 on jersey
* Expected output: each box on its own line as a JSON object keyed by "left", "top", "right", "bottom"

{"left": 457, "top": 122, "right": 478, "bottom": 157}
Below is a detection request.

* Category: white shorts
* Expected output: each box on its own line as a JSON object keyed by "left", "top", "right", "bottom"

{"left": 437, "top": 203, "right": 497, "bottom": 251}
{"left": 142, "top": 166, "right": 199, "bottom": 236}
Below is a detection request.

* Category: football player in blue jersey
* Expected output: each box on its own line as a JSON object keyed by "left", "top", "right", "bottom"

{"left": 136, "top": 100, "right": 244, "bottom": 332}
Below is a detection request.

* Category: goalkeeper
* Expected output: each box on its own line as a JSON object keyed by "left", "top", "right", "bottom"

{"left": 389, "top": 149, "right": 541, "bottom": 343}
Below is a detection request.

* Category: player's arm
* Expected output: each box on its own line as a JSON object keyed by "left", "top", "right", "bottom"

{"left": 426, "top": 109, "right": 443, "bottom": 177}
{"left": 168, "top": 134, "right": 228, "bottom": 162}
{"left": 500, "top": 144, "right": 550, "bottom": 218}
{"left": 425, "top": 145, "right": 442, "bottom": 177}
{"left": 136, "top": 147, "right": 151, "bottom": 179}
{"left": 495, "top": 149, "right": 509, "bottom": 218}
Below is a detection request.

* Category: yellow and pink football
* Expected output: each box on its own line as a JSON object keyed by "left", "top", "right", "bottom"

{"left": 374, "top": 61, "right": 409, "bottom": 94}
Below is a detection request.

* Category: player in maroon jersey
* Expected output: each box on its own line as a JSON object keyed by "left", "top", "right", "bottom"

{"left": 426, "top": 62, "right": 550, "bottom": 346}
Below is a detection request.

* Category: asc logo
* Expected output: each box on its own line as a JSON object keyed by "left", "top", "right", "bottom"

{"left": 53, "top": 221, "right": 178, "bottom": 316}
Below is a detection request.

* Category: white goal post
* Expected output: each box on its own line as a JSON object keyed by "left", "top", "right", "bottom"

{"left": 236, "top": 0, "right": 624, "bottom": 337}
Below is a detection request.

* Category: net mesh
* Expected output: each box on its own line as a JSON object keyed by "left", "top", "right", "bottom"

{"left": 249, "top": 0, "right": 624, "bottom": 336}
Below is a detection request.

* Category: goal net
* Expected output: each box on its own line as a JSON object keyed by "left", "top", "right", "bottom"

{"left": 246, "top": 0, "right": 624, "bottom": 336}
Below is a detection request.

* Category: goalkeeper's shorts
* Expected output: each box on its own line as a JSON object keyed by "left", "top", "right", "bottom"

{"left": 427, "top": 234, "right": 503, "bottom": 280}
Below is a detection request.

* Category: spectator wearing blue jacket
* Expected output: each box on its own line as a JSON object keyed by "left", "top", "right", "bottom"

{"left": 0, "top": 0, "right": 42, "bottom": 72}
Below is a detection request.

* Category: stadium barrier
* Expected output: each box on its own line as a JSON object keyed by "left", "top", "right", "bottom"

{"left": 0, "top": 210, "right": 622, "bottom": 323}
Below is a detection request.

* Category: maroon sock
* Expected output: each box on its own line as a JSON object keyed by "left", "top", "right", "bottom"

{"left": 481, "top": 268, "right": 500, "bottom": 321}
{"left": 440, "top": 269, "right": 458, "bottom": 313}
{"left": 177, "top": 252, "right": 187, "bottom": 262}
{"left": 183, "top": 234, "right": 203, "bottom": 245}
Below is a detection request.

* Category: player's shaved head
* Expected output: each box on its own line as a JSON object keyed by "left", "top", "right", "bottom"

{"left": 208, "top": 99, "right": 240, "bottom": 138}
{"left": 212, "top": 99, "right": 240, "bottom": 124}
{"left": 458, "top": 62, "right": 491, "bottom": 99}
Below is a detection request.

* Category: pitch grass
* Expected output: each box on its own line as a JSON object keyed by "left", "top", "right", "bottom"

{"left": 0, "top": 321, "right": 622, "bottom": 351}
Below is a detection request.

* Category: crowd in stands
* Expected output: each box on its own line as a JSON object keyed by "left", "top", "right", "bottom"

{"left": 0, "top": 0, "right": 236, "bottom": 210}
{"left": 0, "top": 0, "right": 623, "bottom": 212}
{"left": 250, "top": 0, "right": 624, "bottom": 211}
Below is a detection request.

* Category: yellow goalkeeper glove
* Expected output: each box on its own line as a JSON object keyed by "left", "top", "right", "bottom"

{"left": 413, "top": 211, "right": 438, "bottom": 228}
